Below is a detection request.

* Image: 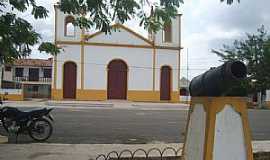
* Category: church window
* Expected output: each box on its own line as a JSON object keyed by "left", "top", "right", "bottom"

{"left": 163, "top": 23, "right": 172, "bottom": 43}
{"left": 64, "top": 16, "right": 75, "bottom": 37}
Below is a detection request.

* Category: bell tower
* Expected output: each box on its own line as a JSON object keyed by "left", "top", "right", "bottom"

{"left": 54, "top": 5, "right": 82, "bottom": 42}
{"left": 154, "top": 14, "right": 181, "bottom": 47}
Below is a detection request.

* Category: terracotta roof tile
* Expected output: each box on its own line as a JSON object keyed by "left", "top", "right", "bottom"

{"left": 13, "top": 59, "right": 53, "bottom": 67}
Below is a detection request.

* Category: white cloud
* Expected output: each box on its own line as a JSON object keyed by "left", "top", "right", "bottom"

{"left": 180, "top": 0, "right": 270, "bottom": 79}
{"left": 16, "top": 0, "right": 270, "bottom": 79}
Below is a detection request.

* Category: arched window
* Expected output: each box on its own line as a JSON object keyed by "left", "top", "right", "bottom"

{"left": 64, "top": 16, "right": 75, "bottom": 37}
{"left": 163, "top": 23, "right": 172, "bottom": 43}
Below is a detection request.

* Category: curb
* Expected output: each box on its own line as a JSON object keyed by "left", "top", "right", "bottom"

{"left": 45, "top": 102, "right": 114, "bottom": 107}
{"left": 0, "top": 135, "right": 8, "bottom": 144}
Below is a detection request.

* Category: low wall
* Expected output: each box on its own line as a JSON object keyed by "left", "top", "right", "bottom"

{"left": 0, "top": 89, "right": 23, "bottom": 101}
{"left": 180, "top": 96, "right": 190, "bottom": 104}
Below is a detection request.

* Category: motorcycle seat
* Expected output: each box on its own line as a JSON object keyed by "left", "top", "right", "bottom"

{"left": 19, "top": 108, "right": 48, "bottom": 116}
{"left": 2, "top": 107, "right": 48, "bottom": 119}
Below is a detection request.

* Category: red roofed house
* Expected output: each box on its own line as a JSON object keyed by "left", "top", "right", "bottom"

{"left": 0, "top": 58, "right": 52, "bottom": 100}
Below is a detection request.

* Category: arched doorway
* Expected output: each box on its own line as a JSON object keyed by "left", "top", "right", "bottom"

{"left": 160, "top": 66, "right": 171, "bottom": 100}
{"left": 107, "top": 60, "right": 128, "bottom": 99}
{"left": 63, "top": 62, "right": 77, "bottom": 99}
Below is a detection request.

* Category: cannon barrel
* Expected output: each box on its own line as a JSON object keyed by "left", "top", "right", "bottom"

{"left": 189, "top": 61, "right": 247, "bottom": 97}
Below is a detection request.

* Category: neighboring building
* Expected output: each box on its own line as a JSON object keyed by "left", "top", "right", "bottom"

{"left": 179, "top": 77, "right": 190, "bottom": 103}
{"left": 265, "top": 90, "right": 270, "bottom": 107}
{"left": 52, "top": 6, "right": 182, "bottom": 102}
{"left": 179, "top": 77, "right": 190, "bottom": 96}
{"left": 1, "top": 59, "right": 52, "bottom": 100}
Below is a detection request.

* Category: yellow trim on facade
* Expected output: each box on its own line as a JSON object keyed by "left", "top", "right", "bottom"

{"left": 56, "top": 40, "right": 153, "bottom": 49}
{"left": 56, "top": 40, "right": 181, "bottom": 50}
{"left": 0, "top": 94, "right": 23, "bottom": 101}
{"left": 127, "top": 91, "right": 159, "bottom": 102}
{"left": 76, "top": 89, "right": 107, "bottom": 101}
{"left": 155, "top": 46, "right": 182, "bottom": 50}
{"left": 51, "top": 89, "right": 179, "bottom": 102}
{"left": 170, "top": 91, "right": 180, "bottom": 102}
{"left": 265, "top": 101, "right": 270, "bottom": 108}
{"left": 128, "top": 91, "right": 179, "bottom": 102}
{"left": 51, "top": 89, "right": 63, "bottom": 100}
{"left": 183, "top": 97, "right": 253, "bottom": 160}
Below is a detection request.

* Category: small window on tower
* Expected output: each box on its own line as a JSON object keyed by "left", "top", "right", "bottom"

{"left": 64, "top": 16, "right": 75, "bottom": 37}
{"left": 163, "top": 23, "right": 172, "bottom": 43}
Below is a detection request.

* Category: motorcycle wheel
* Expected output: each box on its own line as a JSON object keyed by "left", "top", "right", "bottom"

{"left": 28, "top": 118, "right": 53, "bottom": 142}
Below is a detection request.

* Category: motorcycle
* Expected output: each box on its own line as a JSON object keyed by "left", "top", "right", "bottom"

{"left": 0, "top": 95, "right": 54, "bottom": 142}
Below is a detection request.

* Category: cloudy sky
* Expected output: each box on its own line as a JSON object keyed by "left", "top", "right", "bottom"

{"left": 25, "top": 0, "right": 270, "bottom": 79}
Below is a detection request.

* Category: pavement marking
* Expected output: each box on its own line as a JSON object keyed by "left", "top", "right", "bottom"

{"left": 167, "top": 122, "right": 177, "bottom": 124}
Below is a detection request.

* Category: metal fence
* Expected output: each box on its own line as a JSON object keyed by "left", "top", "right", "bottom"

{"left": 96, "top": 147, "right": 182, "bottom": 160}
{"left": 13, "top": 76, "right": 52, "bottom": 83}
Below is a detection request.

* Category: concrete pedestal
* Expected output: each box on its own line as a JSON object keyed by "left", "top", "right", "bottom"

{"left": 182, "top": 97, "right": 253, "bottom": 160}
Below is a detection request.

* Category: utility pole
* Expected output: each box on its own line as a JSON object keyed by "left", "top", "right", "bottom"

{"left": 0, "top": 64, "right": 2, "bottom": 89}
{"left": 0, "top": 36, "right": 2, "bottom": 89}
{"left": 186, "top": 48, "right": 189, "bottom": 101}
{"left": 186, "top": 48, "right": 189, "bottom": 81}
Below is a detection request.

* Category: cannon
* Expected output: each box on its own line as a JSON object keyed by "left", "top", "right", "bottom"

{"left": 189, "top": 61, "right": 247, "bottom": 97}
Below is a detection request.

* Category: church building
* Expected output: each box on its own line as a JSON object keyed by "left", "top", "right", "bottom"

{"left": 52, "top": 5, "right": 182, "bottom": 102}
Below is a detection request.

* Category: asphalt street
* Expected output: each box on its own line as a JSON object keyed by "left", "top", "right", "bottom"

{"left": 1, "top": 107, "right": 270, "bottom": 144}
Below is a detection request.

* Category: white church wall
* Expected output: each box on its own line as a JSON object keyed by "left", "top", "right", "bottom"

{"left": 87, "top": 27, "right": 151, "bottom": 46}
{"left": 84, "top": 46, "right": 153, "bottom": 90}
{"left": 155, "top": 49, "right": 179, "bottom": 91}
{"left": 56, "top": 45, "right": 81, "bottom": 89}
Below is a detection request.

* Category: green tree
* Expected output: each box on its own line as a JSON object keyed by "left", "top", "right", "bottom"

{"left": 0, "top": 1, "right": 60, "bottom": 64}
{"left": 0, "top": 0, "right": 239, "bottom": 64}
{"left": 212, "top": 26, "right": 270, "bottom": 97}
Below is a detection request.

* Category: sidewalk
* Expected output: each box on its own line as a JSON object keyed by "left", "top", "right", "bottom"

{"left": 0, "top": 143, "right": 182, "bottom": 160}
{"left": 2, "top": 100, "right": 189, "bottom": 110}
{"left": 0, "top": 141, "right": 270, "bottom": 160}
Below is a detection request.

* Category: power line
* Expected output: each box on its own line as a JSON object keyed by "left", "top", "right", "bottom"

{"left": 186, "top": 48, "right": 189, "bottom": 80}
{"left": 55, "top": 60, "right": 209, "bottom": 71}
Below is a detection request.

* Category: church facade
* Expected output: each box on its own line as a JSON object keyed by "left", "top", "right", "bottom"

{"left": 52, "top": 6, "right": 182, "bottom": 102}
